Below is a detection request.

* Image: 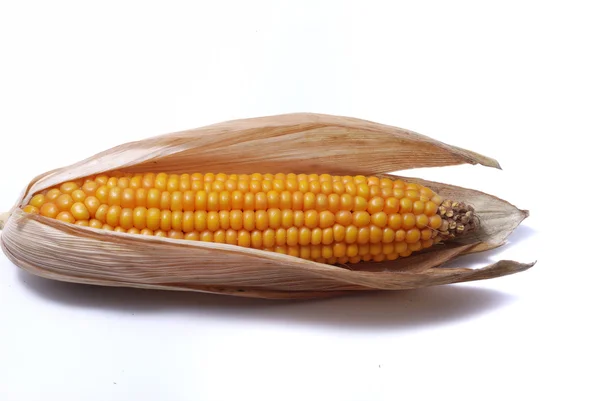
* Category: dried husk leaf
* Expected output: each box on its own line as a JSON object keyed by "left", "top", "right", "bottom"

{"left": 0, "top": 113, "right": 533, "bottom": 299}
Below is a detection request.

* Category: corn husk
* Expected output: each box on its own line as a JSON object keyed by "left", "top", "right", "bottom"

{"left": 0, "top": 113, "right": 533, "bottom": 299}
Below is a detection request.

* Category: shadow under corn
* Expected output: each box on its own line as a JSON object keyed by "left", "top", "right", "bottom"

{"left": 18, "top": 269, "right": 515, "bottom": 330}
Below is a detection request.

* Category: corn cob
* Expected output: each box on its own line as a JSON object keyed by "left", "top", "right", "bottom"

{"left": 22, "top": 172, "right": 477, "bottom": 265}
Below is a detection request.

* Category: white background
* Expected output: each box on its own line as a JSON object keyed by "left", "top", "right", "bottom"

{"left": 0, "top": 1, "right": 598, "bottom": 400}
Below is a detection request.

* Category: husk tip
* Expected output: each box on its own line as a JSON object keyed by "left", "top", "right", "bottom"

{"left": 518, "top": 260, "right": 536, "bottom": 271}
{"left": 484, "top": 157, "right": 502, "bottom": 170}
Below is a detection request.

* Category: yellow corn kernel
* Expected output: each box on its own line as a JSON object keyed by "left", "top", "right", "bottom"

{"left": 402, "top": 213, "right": 416, "bottom": 230}
{"left": 429, "top": 214, "right": 442, "bottom": 230}
{"left": 333, "top": 224, "right": 345, "bottom": 242}
{"left": 406, "top": 190, "right": 420, "bottom": 200}
{"left": 242, "top": 192, "right": 254, "bottom": 211}
{"left": 371, "top": 211, "right": 388, "bottom": 228}
{"left": 395, "top": 229, "right": 406, "bottom": 242}
{"left": 154, "top": 229, "right": 167, "bottom": 238}
{"left": 240, "top": 210, "right": 254, "bottom": 231}
{"left": 226, "top": 229, "right": 237, "bottom": 245}
{"left": 406, "top": 228, "right": 421, "bottom": 244}
{"left": 95, "top": 204, "right": 109, "bottom": 223}
{"left": 231, "top": 190, "right": 244, "bottom": 210}
{"left": 263, "top": 229, "right": 275, "bottom": 248}
{"left": 237, "top": 230, "right": 251, "bottom": 247}
{"left": 59, "top": 182, "right": 79, "bottom": 194}
{"left": 424, "top": 201, "right": 438, "bottom": 216}
{"left": 219, "top": 210, "right": 230, "bottom": 230}
{"left": 133, "top": 207, "right": 147, "bottom": 230}
{"left": 322, "top": 245, "right": 334, "bottom": 259}
{"left": 171, "top": 211, "right": 183, "bottom": 231}
{"left": 299, "top": 227, "right": 311, "bottom": 246}
{"left": 367, "top": 197, "right": 384, "bottom": 214}
{"left": 219, "top": 191, "right": 231, "bottom": 211}
{"left": 255, "top": 210, "right": 268, "bottom": 231}
{"left": 23, "top": 205, "right": 39, "bottom": 214}
{"left": 358, "top": 244, "right": 370, "bottom": 256}
{"left": 381, "top": 187, "right": 394, "bottom": 198}
{"left": 70, "top": 189, "right": 86, "bottom": 203}
{"left": 357, "top": 227, "right": 370, "bottom": 244}
{"left": 286, "top": 227, "right": 299, "bottom": 246}
{"left": 281, "top": 209, "right": 294, "bottom": 229}
{"left": 81, "top": 181, "right": 98, "bottom": 196}
{"left": 293, "top": 210, "right": 305, "bottom": 228}
{"left": 225, "top": 179, "right": 237, "bottom": 192}
{"left": 28, "top": 194, "right": 46, "bottom": 209}
{"left": 412, "top": 200, "right": 425, "bottom": 215}
{"left": 70, "top": 202, "right": 90, "bottom": 221}
{"left": 145, "top": 188, "right": 159, "bottom": 208}
{"left": 394, "top": 241, "right": 408, "bottom": 254}
{"left": 255, "top": 192, "right": 267, "bottom": 210}
{"left": 107, "top": 186, "right": 121, "bottom": 206}
{"left": 182, "top": 211, "right": 194, "bottom": 233}
{"left": 275, "top": 228, "right": 286, "bottom": 246}
{"left": 345, "top": 225, "right": 358, "bottom": 243}
{"left": 129, "top": 175, "right": 142, "bottom": 189}
{"left": 229, "top": 210, "right": 243, "bottom": 231}
{"left": 352, "top": 211, "right": 370, "bottom": 227}
{"left": 147, "top": 208, "right": 162, "bottom": 231}
{"left": 304, "top": 192, "right": 316, "bottom": 210}
{"left": 304, "top": 210, "right": 318, "bottom": 229}
{"left": 268, "top": 208, "right": 282, "bottom": 229}
{"left": 56, "top": 211, "right": 75, "bottom": 224}
{"left": 333, "top": 243, "right": 346, "bottom": 258}
{"left": 168, "top": 230, "right": 184, "bottom": 240}
{"left": 346, "top": 244, "right": 359, "bottom": 258}
{"left": 89, "top": 219, "right": 103, "bottom": 229}
{"left": 204, "top": 211, "right": 218, "bottom": 231}
{"left": 45, "top": 188, "right": 62, "bottom": 202}
{"left": 369, "top": 225, "right": 383, "bottom": 244}
{"left": 340, "top": 194, "right": 353, "bottom": 211}
{"left": 319, "top": 211, "right": 335, "bottom": 228}
{"left": 353, "top": 196, "right": 368, "bottom": 212}
{"left": 322, "top": 228, "right": 334, "bottom": 245}
{"left": 416, "top": 214, "right": 429, "bottom": 229}
{"left": 55, "top": 194, "right": 74, "bottom": 212}
{"left": 158, "top": 191, "right": 169, "bottom": 210}
{"left": 83, "top": 196, "right": 100, "bottom": 216}
{"left": 421, "top": 228, "right": 433, "bottom": 241}
{"left": 250, "top": 230, "right": 262, "bottom": 248}
{"left": 371, "top": 222, "right": 387, "bottom": 240}
{"left": 311, "top": 228, "right": 322, "bottom": 245}
{"left": 409, "top": 241, "right": 423, "bottom": 252}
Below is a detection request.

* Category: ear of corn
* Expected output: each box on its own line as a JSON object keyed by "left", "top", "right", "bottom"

{"left": 22, "top": 172, "right": 477, "bottom": 265}
{"left": 0, "top": 113, "right": 531, "bottom": 299}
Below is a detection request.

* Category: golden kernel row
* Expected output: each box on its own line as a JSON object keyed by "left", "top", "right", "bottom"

{"left": 88, "top": 172, "right": 412, "bottom": 190}
{"left": 85, "top": 186, "right": 440, "bottom": 215}
{"left": 66, "top": 172, "right": 443, "bottom": 203}
{"left": 63, "top": 223, "right": 435, "bottom": 264}
{"left": 37, "top": 206, "right": 438, "bottom": 249}
{"left": 39, "top": 200, "right": 441, "bottom": 234}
